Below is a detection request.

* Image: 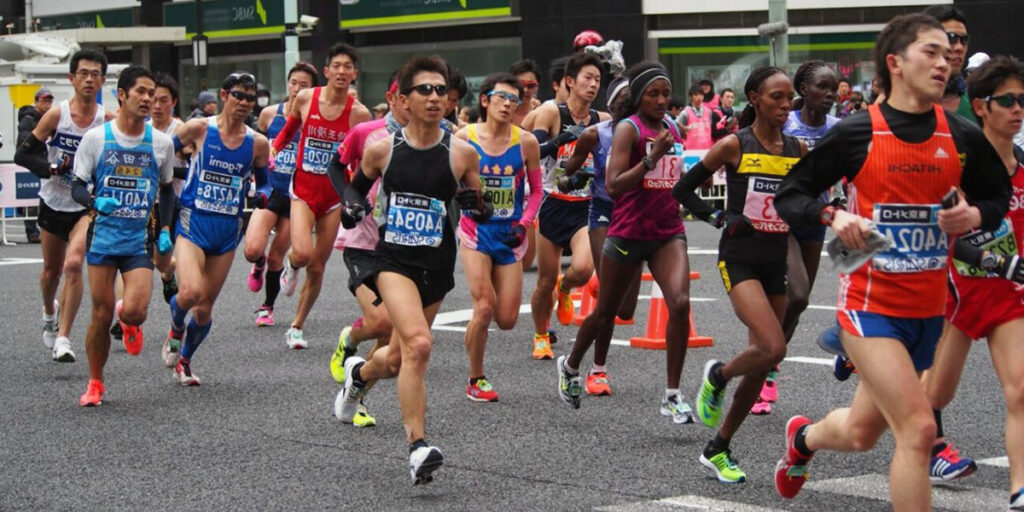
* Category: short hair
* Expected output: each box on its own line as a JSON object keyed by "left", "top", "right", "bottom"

{"left": 221, "top": 71, "right": 257, "bottom": 92}
{"left": 508, "top": 59, "right": 541, "bottom": 80}
{"left": 922, "top": 5, "right": 968, "bottom": 26}
{"left": 116, "top": 65, "right": 153, "bottom": 106}
{"left": 668, "top": 95, "right": 686, "bottom": 110}
{"left": 466, "top": 106, "right": 480, "bottom": 123}
{"left": 874, "top": 13, "right": 945, "bottom": 97}
{"left": 549, "top": 56, "right": 570, "bottom": 87}
{"left": 70, "top": 49, "right": 108, "bottom": 75}
{"left": 720, "top": 87, "right": 735, "bottom": 97}
{"left": 564, "top": 53, "right": 603, "bottom": 83}
{"left": 288, "top": 61, "right": 318, "bottom": 85}
{"left": 478, "top": 72, "right": 523, "bottom": 122}
{"left": 688, "top": 83, "right": 703, "bottom": 96}
{"left": 793, "top": 60, "right": 833, "bottom": 96}
{"left": 398, "top": 56, "right": 449, "bottom": 94}
{"left": 967, "top": 55, "right": 1024, "bottom": 126}
{"left": 153, "top": 72, "right": 179, "bottom": 103}
{"left": 326, "top": 42, "right": 359, "bottom": 67}
{"left": 838, "top": 77, "right": 851, "bottom": 87}
{"left": 447, "top": 65, "right": 468, "bottom": 100}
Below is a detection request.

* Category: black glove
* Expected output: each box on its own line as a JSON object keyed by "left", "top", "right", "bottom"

{"left": 456, "top": 187, "right": 493, "bottom": 223}
{"left": 707, "top": 209, "right": 725, "bottom": 228}
{"left": 553, "top": 127, "right": 579, "bottom": 147}
{"left": 996, "top": 254, "right": 1024, "bottom": 285}
{"left": 341, "top": 199, "right": 366, "bottom": 230}
{"left": 723, "top": 212, "right": 754, "bottom": 237}
{"left": 504, "top": 223, "right": 527, "bottom": 248}
{"left": 557, "top": 170, "right": 594, "bottom": 193}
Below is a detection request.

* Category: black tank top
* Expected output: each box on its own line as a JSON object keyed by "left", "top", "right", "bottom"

{"left": 557, "top": 103, "right": 600, "bottom": 130}
{"left": 719, "top": 127, "right": 803, "bottom": 263}
{"left": 376, "top": 129, "right": 459, "bottom": 271}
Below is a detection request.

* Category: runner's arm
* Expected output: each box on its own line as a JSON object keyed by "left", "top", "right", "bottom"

{"left": 272, "top": 89, "right": 308, "bottom": 153}
{"left": 562, "top": 127, "right": 597, "bottom": 176}
{"left": 672, "top": 134, "right": 740, "bottom": 221}
{"left": 519, "top": 131, "right": 543, "bottom": 226}
{"left": 327, "top": 151, "right": 349, "bottom": 198}
{"left": 953, "top": 117, "right": 1012, "bottom": 231}
{"left": 776, "top": 122, "right": 861, "bottom": 227}
{"left": 14, "top": 133, "right": 53, "bottom": 178}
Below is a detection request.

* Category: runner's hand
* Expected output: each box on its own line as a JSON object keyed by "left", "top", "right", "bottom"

{"left": 938, "top": 187, "right": 981, "bottom": 234}
{"left": 831, "top": 209, "right": 870, "bottom": 251}
{"left": 157, "top": 229, "right": 173, "bottom": 255}
{"left": 557, "top": 170, "right": 594, "bottom": 193}
{"left": 503, "top": 223, "right": 527, "bottom": 248}
{"left": 724, "top": 212, "right": 754, "bottom": 237}
{"left": 341, "top": 200, "right": 365, "bottom": 230}
{"left": 650, "top": 129, "right": 674, "bottom": 160}
{"left": 93, "top": 197, "right": 121, "bottom": 215}
{"left": 50, "top": 153, "right": 72, "bottom": 176}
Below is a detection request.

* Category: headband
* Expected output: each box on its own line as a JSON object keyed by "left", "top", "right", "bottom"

{"left": 607, "top": 79, "right": 629, "bottom": 106}
{"left": 630, "top": 68, "right": 671, "bottom": 108}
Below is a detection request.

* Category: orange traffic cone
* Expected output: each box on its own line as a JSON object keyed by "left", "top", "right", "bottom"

{"left": 630, "top": 273, "right": 713, "bottom": 349}
{"left": 572, "top": 274, "right": 599, "bottom": 326}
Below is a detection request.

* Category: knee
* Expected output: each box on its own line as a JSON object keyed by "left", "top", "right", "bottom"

{"left": 535, "top": 275, "right": 556, "bottom": 294}
{"left": 266, "top": 250, "right": 284, "bottom": 269}
{"left": 62, "top": 254, "right": 84, "bottom": 277}
{"left": 243, "top": 243, "right": 264, "bottom": 263}
{"left": 893, "top": 413, "right": 937, "bottom": 452}
{"left": 1003, "top": 380, "right": 1024, "bottom": 415}
{"left": 473, "top": 298, "right": 496, "bottom": 326}
{"left": 175, "top": 286, "right": 202, "bottom": 308}
{"left": 191, "top": 304, "right": 212, "bottom": 324}
{"left": 120, "top": 305, "right": 147, "bottom": 326}
{"left": 290, "top": 247, "right": 312, "bottom": 268}
{"left": 305, "top": 261, "right": 325, "bottom": 279}
{"left": 764, "top": 342, "right": 787, "bottom": 368}
{"left": 495, "top": 309, "right": 519, "bottom": 331}
{"left": 92, "top": 302, "right": 115, "bottom": 325}
{"left": 787, "top": 289, "right": 810, "bottom": 314}
{"left": 41, "top": 265, "right": 61, "bottom": 284}
{"left": 402, "top": 335, "right": 432, "bottom": 369}
{"left": 664, "top": 291, "right": 691, "bottom": 317}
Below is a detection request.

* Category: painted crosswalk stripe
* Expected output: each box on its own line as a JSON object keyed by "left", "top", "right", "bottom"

{"left": 595, "top": 494, "right": 786, "bottom": 511}
{"left": 0, "top": 257, "right": 43, "bottom": 266}
{"left": 978, "top": 456, "right": 1009, "bottom": 468}
{"left": 804, "top": 473, "right": 1006, "bottom": 511}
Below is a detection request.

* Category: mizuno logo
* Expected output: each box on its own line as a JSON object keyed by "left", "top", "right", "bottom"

{"left": 745, "top": 158, "right": 761, "bottom": 168}
{"left": 598, "top": 215, "right": 609, "bottom": 222}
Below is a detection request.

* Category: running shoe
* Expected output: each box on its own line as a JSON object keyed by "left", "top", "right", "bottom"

{"left": 750, "top": 397, "right": 772, "bottom": 415}
{"left": 79, "top": 378, "right": 104, "bottom": 407}
{"left": 762, "top": 366, "right": 779, "bottom": 402}
{"left": 110, "top": 322, "right": 123, "bottom": 342}
{"left": 816, "top": 324, "right": 847, "bottom": 358}
{"left": 1010, "top": 487, "right": 1024, "bottom": 510}
{"left": 334, "top": 357, "right": 368, "bottom": 423}
{"left": 329, "top": 326, "right": 356, "bottom": 383}
{"left": 466, "top": 377, "right": 499, "bottom": 402}
{"left": 555, "top": 275, "right": 574, "bottom": 326}
{"left": 280, "top": 258, "right": 300, "bottom": 297}
{"left": 585, "top": 371, "right": 611, "bottom": 396}
{"left": 775, "top": 415, "right": 814, "bottom": 498}
{"left": 52, "top": 336, "right": 75, "bottom": 363}
{"left": 116, "top": 300, "right": 143, "bottom": 356}
{"left": 549, "top": 329, "right": 558, "bottom": 345}
{"left": 700, "top": 448, "right": 747, "bottom": 483}
{"left": 42, "top": 299, "right": 58, "bottom": 349}
{"left": 162, "top": 275, "right": 178, "bottom": 304}
{"left": 353, "top": 403, "right": 377, "bottom": 428}
{"left": 409, "top": 444, "right": 444, "bottom": 485}
{"left": 833, "top": 355, "right": 856, "bottom": 382}
{"left": 254, "top": 306, "right": 275, "bottom": 327}
{"left": 174, "top": 359, "right": 201, "bottom": 386}
{"left": 661, "top": 392, "right": 696, "bottom": 424}
{"left": 929, "top": 441, "right": 977, "bottom": 482}
{"left": 556, "top": 355, "right": 582, "bottom": 409}
{"left": 286, "top": 326, "right": 307, "bottom": 350}
{"left": 162, "top": 328, "right": 183, "bottom": 368}
{"left": 248, "top": 256, "right": 266, "bottom": 292}
{"left": 696, "top": 360, "right": 726, "bottom": 428}
{"left": 532, "top": 333, "right": 554, "bottom": 360}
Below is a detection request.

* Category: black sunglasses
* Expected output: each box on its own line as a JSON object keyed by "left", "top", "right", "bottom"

{"left": 404, "top": 83, "right": 448, "bottom": 97}
{"left": 985, "top": 93, "right": 1024, "bottom": 109}
{"left": 946, "top": 32, "right": 969, "bottom": 46}
{"left": 229, "top": 90, "right": 257, "bottom": 103}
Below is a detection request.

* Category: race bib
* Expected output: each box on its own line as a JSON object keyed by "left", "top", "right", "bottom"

{"left": 483, "top": 176, "right": 516, "bottom": 220}
{"left": 274, "top": 142, "right": 297, "bottom": 175}
{"left": 742, "top": 176, "right": 788, "bottom": 233}
{"left": 301, "top": 137, "right": 337, "bottom": 174}
{"left": 194, "top": 169, "right": 243, "bottom": 216}
{"left": 872, "top": 204, "right": 949, "bottom": 273}
{"left": 553, "top": 141, "right": 593, "bottom": 198}
{"left": 384, "top": 192, "right": 446, "bottom": 248}
{"left": 101, "top": 173, "right": 152, "bottom": 219}
{"left": 953, "top": 218, "right": 1017, "bottom": 277}
{"left": 642, "top": 143, "right": 684, "bottom": 190}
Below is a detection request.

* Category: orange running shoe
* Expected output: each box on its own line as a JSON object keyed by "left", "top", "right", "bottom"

{"left": 532, "top": 333, "right": 554, "bottom": 360}
{"left": 79, "top": 379, "right": 104, "bottom": 407}
{"left": 117, "top": 300, "right": 144, "bottom": 356}
{"left": 585, "top": 371, "right": 611, "bottom": 396}
{"left": 555, "top": 276, "right": 575, "bottom": 325}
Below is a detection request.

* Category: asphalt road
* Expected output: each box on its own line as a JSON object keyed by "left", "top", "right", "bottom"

{"left": 0, "top": 222, "right": 1013, "bottom": 511}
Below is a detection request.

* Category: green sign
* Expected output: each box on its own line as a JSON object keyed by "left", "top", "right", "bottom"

{"left": 340, "top": 0, "right": 511, "bottom": 29}
{"left": 165, "top": 0, "right": 283, "bottom": 39}
{"left": 38, "top": 9, "right": 134, "bottom": 30}
{"left": 659, "top": 32, "right": 877, "bottom": 55}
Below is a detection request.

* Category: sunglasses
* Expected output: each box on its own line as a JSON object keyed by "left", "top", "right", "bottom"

{"left": 519, "top": 80, "right": 539, "bottom": 89}
{"left": 227, "top": 72, "right": 256, "bottom": 83}
{"left": 229, "top": 90, "right": 257, "bottom": 103}
{"left": 946, "top": 32, "right": 969, "bottom": 46}
{"left": 487, "top": 90, "right": 522, "bottom": 106}
{"left": 985, "top": 93, "right": 1024, "bottom": 109}
{"left": 405, "top": 83, "right": 448, "bottom": 97}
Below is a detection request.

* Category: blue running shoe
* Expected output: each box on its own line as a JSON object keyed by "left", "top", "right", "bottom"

{"left": 929, "top": 441, "right": 977, "bottom": 483}
{"left": 833, "top": 355, "right": 856, "bottom": 382}
{"left": 816, "top": 325, "right": 846, "bottom": 357}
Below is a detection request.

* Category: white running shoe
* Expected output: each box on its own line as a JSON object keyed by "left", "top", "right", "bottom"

{"left": 660, "top": 392, "right": 696, "bottom": 424}
{"left": 51, "top": 336, "right": 75, "bottom": 363}
{"left": 335, "top": 357, "right": 367, "bottom": 423}
{"left": 174, "top": 359, "right": 201, "bottom": 386}
{"left": 409, "top": 445, "right": 444, "bottom": 485}
{"left": 286, "top": 327, "right": 308, "bottom": 349}
{"left": 42, "top": 300, "right": 59, "bottom": 349}
{"left": 280, "top": 255, "right": 300, "bottom": 297}
{"left": 162, "top": 329, "right": 183, "bottom": 368}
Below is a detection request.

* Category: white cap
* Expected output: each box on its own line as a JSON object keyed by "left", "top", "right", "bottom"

{"left": 966, "top": 52, "right": 991, "bottom": 71}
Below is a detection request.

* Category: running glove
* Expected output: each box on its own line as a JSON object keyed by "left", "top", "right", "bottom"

{"left": 340, "top": 199, "right": 366, "bottom": 230}
{"left": 503, "top": 223, "right": 527, "bottom": 248}
{"left": 708, "top": 210, "right": 754, "bottom": 237}
{"left": 94, "top": 196, "right": 121, "bottom": 215}
{"left": 557, "top": 170, "right": 594, "bottom": 193}
{"left": 457, "top": 188, "right": 494, "bottom": 223}
{"left": 157, "top": 230, "right": 173, "bottom": 255}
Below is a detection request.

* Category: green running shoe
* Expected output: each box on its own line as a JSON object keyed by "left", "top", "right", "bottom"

{"left": 696, "top": 360, "right": 726, "bottom": 428}
{"left": 352, "top": 403, "right": 377, "bottom": 428}
{"left": 330, "top": 326, "right": 357, "bottom": 383}
{"left": 700, "top": 448, "right": 747, "bottom": 484}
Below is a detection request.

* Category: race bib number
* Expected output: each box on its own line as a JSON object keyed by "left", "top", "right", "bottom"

{"left": 101, "top": 173, "right": 152, "bottom": 219}
{"left": 194, "top": 169, "right": 243, "bottom": 216}
{"left": 872, "top": 204, "right": 949, "bottom": 273}
{"left": 301, "top": 137, "right": 337, "bottom": 174}
{"left": 643, "top": 143, "right": 684, "bottom": 190}
{"left": 384, "top": 192, "right": 446, "bottom": 248}
{"left": 742, "top": 176, "right": 788, "bottom": 233}
{"left": 483, "top": 176, "right": 516, "bottom": 220}
{"left": 274, "top": 142, "right": 297, "bottom": 175}
{"left": 953, "top": 219, "right": 1017, "bottom": 277}
{"left": 553, "top": 141, "right": 593, "bottom": 198}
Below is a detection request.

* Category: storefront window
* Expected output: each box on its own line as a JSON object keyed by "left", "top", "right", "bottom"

{"left": 177, "top": 51, "right": 311, "bottom": 117}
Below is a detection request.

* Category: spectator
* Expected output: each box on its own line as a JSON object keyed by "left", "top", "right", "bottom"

{"left": 572, "top": 30, "right": 604, "bottom": 53}
{"left": 923, "top": 5, "right": 973, "bottom": 119}
{"left": 188, "top": 91, "right": 217, "bottom": 120}
{"left": 677, "top": 83, "right": 714, "bottom": 150}
{"left": 713, "top": 87, "right": 739, "bottom": 140}
{"left": 16, "top": 88, "right": 53, "bottom": 243}
{"left": 668, "top": 95, "right": 686, "bottom": 120}
{"left": 445, "top": 65, "right": 468, "bottom": 128}
{"left": 372, "top": 102, "right": 388, "bottom": 119}
{"left": 834, "top": 78, "right": 852, "bottom": 118}
{"left": 699, "top": 78, "right": 720, "bottom": 111}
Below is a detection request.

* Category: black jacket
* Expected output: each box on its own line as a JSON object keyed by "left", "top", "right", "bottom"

{"left": 17, "top": 105, "right": 43, "bottom": 145}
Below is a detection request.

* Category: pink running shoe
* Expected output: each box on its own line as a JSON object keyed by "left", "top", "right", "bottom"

{"left": 751, "top": 397, "right": 772, "bottom": 415}
{"left": 248, "top": 257, "right": 266, "bottom": 292}
{"left": 760, "top": 380, "right": 779, "bottom": 403}
{"left": 255, "top": 306, "right": 275, "bottom": 327}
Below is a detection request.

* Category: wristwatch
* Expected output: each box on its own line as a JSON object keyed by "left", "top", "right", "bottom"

{"left": 820, "top": 205, "right": 837, "bottom": 226}
{"left": 642, "top": 156, "right": 656, "bottom": 170}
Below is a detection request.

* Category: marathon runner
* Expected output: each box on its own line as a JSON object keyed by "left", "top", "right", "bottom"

{"left": 148, "top": 72, "right": 186, "bottom": 304}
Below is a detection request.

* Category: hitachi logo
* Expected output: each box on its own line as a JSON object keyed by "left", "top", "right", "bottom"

{"left": 888, "top": 163, "right": 941, "bottom": 173}
{"left": 208, "top": 156, "right": 243, "bottom": 173}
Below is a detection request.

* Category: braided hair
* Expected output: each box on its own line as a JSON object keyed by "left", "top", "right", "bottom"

{"left": 738, "top": 66, "right": 786, "bottom": 129}
{"left": 792, "top": 60, "right": 832, "bottom": 112}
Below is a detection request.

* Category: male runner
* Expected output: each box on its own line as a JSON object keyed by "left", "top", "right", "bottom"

{"left": 163, "top": 72, "right": 271, "bottom": 385}
{"left": 272, "top": 43, "right": 371, "bottom": 349}
{"left": 456, "top": 72, "right": 542, "bottom": 401}
{"left": 523, "top": 53, "right": 608, "bottom": 359}
{"left": 773, "top": 14, "right": 1011, "bottom": 510}
{"left": 508, "top": 59, "right": 543, "bottom": 126}
{"left": 70, "top": 65, "right": 176, "bottom": 406}
{"left": 244, "top": 61, "right": 317, "bottom": 326}
{"left": 148, "top": 72, "right": 186, "bottom": 303}
{"left": 923, "top": 5, "right": 974, "bottom": 119}
{"left": 15, "top": 49, "right": 113, "bottom": 363}
{"left": 333, "top": 56, "right": 485, "bottom": 484}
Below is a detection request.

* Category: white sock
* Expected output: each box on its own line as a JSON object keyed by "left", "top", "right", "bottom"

{"left": 591, "top": 364, "right": 606, "bottom": 374}
{"left": 42, "top": 311, "right": 55, "bottom": 322}
{"left": 665, "top": 388, "right": 680, "bottom": 398}
{"left": 563, "top": 359, "right": 579, "bottom": 375}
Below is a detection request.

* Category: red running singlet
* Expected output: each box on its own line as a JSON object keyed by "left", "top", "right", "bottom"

{"left": 292, "top": 87, "right": 355, "bottom": 218}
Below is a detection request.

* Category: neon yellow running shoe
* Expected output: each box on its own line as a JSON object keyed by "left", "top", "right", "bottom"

{"left": 353, "top": 403, "right": 377, "bottom": 428}
{"left": 330, "top": 326, "right": 356, "bottom": 383}
{"left": 700, "top": 448, "right": 747, "bottom": 484}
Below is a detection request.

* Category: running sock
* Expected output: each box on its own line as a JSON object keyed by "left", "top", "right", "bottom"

{"left": 169, "top": 295, "right": 187, "bottom": 331}
{"left": 43, "top": 310, "right": 55, "bottom": 322}
{"left": 264, "top": 268, "right": 283, "bottom": 307}
{"left": 934, "top": 408, "right": 944, "bottom": 438}
{"left": 591, "top": 364, "right": 607, "bottom": 374}
{"left": 709, "top": 362, "right": 727, "bottom": 389}
{"left": 469, "top": 376, "right": 484, "bottom": 385}
{"left": 558, "top": 279, "right": 570, "bottom": 294}
{"left": 562, "top": 358, "right": 579, "bottom": 375}
{"left": 351, "top": 362, "right": 367, "bottom": 386}
{"left": 794, "top": 424, "right": 814, "bottom": 457}
{"left": 704, "top": 433, "right": 730, "bottom": 457}
{"left": 665, "top": 388, "right": 680, "bottom": 398}
{"left": 931, "top": 441, "right": 948, "bottom": 457}
{"left": 255, "top": 254, "right": 266, "bottom": 267}
{"left": 410, "top": 438, "right": 428, "bottom": 453}
{"left": 180, "top": 318, "right": 212, "bottom": 360}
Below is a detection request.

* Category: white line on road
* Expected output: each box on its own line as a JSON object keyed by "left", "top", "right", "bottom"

{"left": 783, "top": 356, "right": 834, "bottom": 366}
{"left": 805, "top": 472, "right": 1007, "bottom": 511}
{"left": 978, "top": 456, "right": 1009, "bottom": 467}
{"left": 0, "top": 257, "right": 43, "bottom": 266}
{"left": 596, "top": 495, "right": 786, "bottom": 511}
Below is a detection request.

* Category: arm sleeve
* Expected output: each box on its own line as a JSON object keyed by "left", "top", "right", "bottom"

{"left": 327, "top": 150, "right": 350, "bottom": 198}
{"left": 17, "top": 114, "right": 35, "bottom": 146}
{"left": 520, "top": 167, "right": 543, "bottom": 225}
{"left": 71, "top": 178, "right": 93, "bottom": 209}
{"left": 14, "top": 133, "right": 52, "bottom": 179}
{"left": 158, "top": 184, "right": 175, "bottom": 228}
{"left": 956, "top": 120, "right": 1012, "bottom": 231}
{"left": 533, "top": 129, "right": 558, "bottom": 160}
{"left": 775, "top": 124, "right": 859, "bottom": 227}
{"left": 672, "top": 160, "right": 716, "bottom": 221}
{"left": 343, "top": 169, "right": 373, "bottom": 207}
{"left": 272, "top": 115, "right": 302, "bottom": 153}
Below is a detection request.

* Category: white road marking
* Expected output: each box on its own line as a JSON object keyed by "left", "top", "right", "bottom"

{"left": 804, "top": 473, "right": 1007, "bottom": 511}
{"left": 595, "top": 495, "right": 786, "bottom": 511}
{"left": 0, "top": 257, "right": 43, "bottom": 266}
{"left": 978, "top": 456, "right": 1009, "bottom": 468}
{"left": 783, "top": 356, "right": 834, "bottom": 366}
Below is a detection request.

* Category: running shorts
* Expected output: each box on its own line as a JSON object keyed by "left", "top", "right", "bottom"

{"left": 291, "top": 170, "right": 340, "bottom": 219}
{"left": 343, "top": 247, "right": 378, "bottom": 295}
{"left": 717, "top": 260, "right": 787, "bottom": 295}
{"left": 946, "top": 273, "right": 1024, "bottom": 340}
{"left": 589, "top": 196, "right": 613, "bottom": 230}
{"left": 603, "top": 234, "right": 687, "bottom": 264}
{"left": 837, "top": 309, "right": 943, "bottom": 371}
{"left": 265, "top": 190, "right": 291, "bottom": 219}
{"left": 176, "top": 207, "right": 243, "bottom": 256}
{"left": 459, "top": 220, "right": 527, "bottom": 266}
{"left": 86, "top": 252, "right": 154, "bottom": 272}
{"left": 37, "top": 199, "right": 87, "bottom": 242}
{"left": 366, "top": 256, "right": 455, "bottom": 308}
{"left": 538, "top": 195, "right": 588, "bottom": 249}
